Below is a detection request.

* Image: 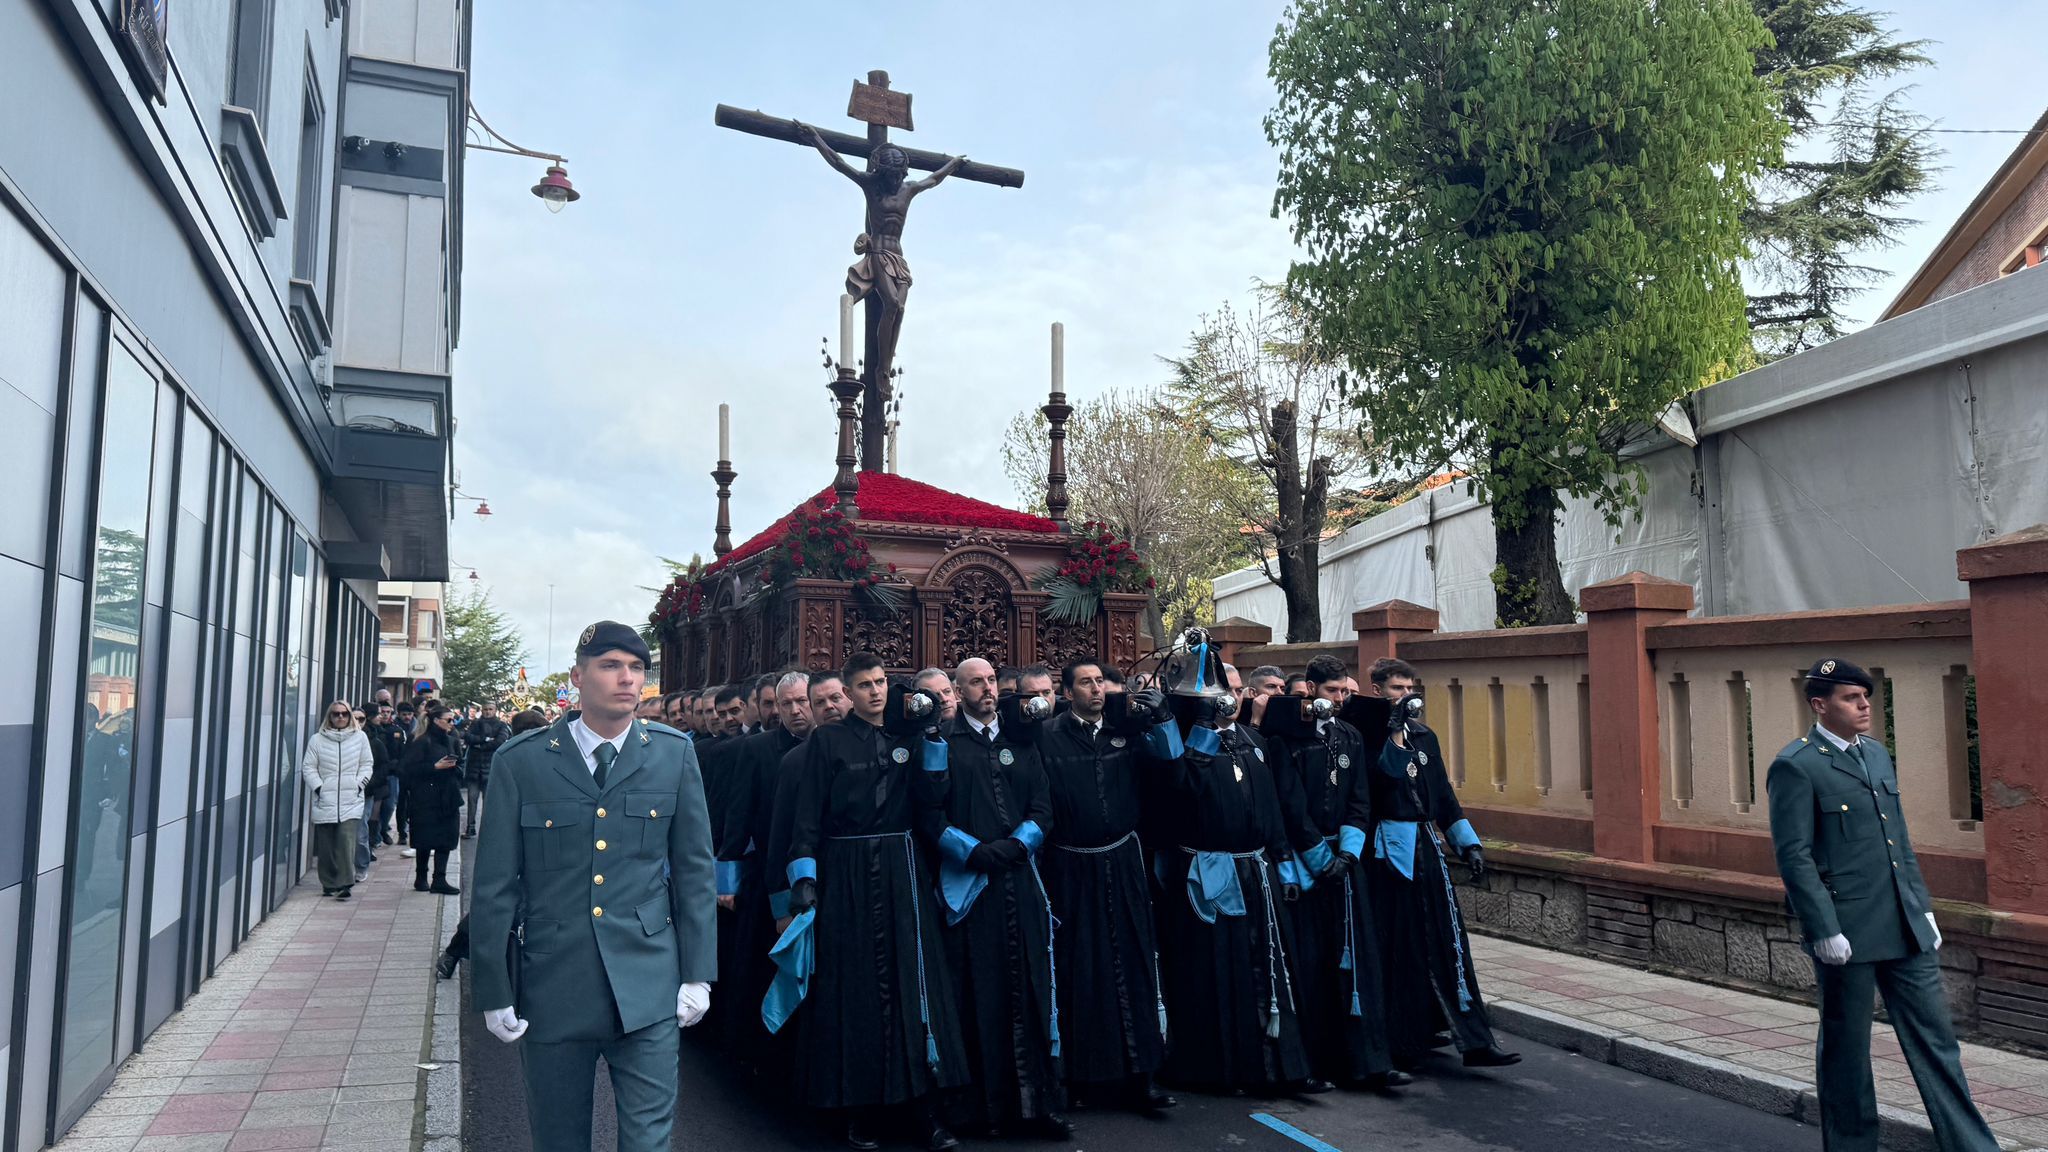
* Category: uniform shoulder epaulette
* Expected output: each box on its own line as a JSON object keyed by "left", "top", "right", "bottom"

{"left": 642, "top": 720, "right": 688, "bottom": 740}
{"left": 1773, "top": 735, "right": 1811, "bottom": 761}
{"left": 497, "top": 726, "right": 550, "bottom": 755}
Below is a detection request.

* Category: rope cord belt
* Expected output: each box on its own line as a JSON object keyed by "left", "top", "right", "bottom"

{"left": 1050, "top": 830, "right": 1166, "bottom": 1039}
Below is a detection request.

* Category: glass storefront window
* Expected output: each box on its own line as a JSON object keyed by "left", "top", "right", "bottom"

{"left": 58, "top": 337, "right": 160, "bottom": 1116}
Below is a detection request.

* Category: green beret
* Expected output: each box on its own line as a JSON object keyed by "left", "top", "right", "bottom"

{"left": 576, "top": 620, "right": 651, "bottom": 665}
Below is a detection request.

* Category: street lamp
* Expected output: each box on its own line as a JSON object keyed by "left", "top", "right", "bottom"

{"left": 450, "top": 486, "right": 494, "bottom": 522}
{"left": 467, "top": 102, "right": 580, "bottom": 213}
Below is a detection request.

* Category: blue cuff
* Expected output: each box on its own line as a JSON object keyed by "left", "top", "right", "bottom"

{"left": 1339, "top": 825, "right": 1368, "bottom": 860}
{"left": 1143, "top": 720, "right": 1184, "bottom": 760}
{"left": 715, "top": 860, "right": 740, "bottom": 897}
{"left": 768, "top": 889, "right": 791, "bottom": 919}
{"left": 1012, "top": 820, "right": 1044, "bottom": 853}
{"left": 1277, "top": 857, "right": 1307, "bottom": 889}
{"left": 939, "top": 826, "right": 979, "bottom": 867}
{"left": 786, "top": 856, "right": 816, "bottom": 886}
{"left": 1186, "top": 726, "right": 1221, "bottom": 756}
{"left": 1447, "top": 818, "right": 1479, "bottom": 852}
{"left": 1302, "top": 840, "right": 1334, "bottom": 875}
{"left": 922, "top": 738, "right": 948, "bottom": 773}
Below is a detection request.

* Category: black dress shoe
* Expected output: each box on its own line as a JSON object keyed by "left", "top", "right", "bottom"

{"left": 414, "top": 880, "right": 430, "bottom": 892}
{"left": 1141, "top": 1089, "right": 1178, "bottom": 1112}
{"left": 436, "top": 952, "right": 458, "bottom": 980}
{"left": 843, "top": 1120, "right": 879, "bottom": 1152}
{"left": 1297, "top": 1078, "right": 1336, "bottom": 1095}
{"left": 335, "top": 889, "right": 351, "bottom": 902}
{"left": 923, "top": 1123, "right": 960, "bottom": 1151}
{"left": 430, "top": 881, "right": 461, "bottom": 896}
{"left": 1428, "top": 1032, "right": 1455, "bottom": 1050}
{"left": 1024, "top": 1114, "right": 1072, "bottom": 1140}
{"left": 1462, "top": 1046, "right": 1522, "bottom": 1068}
{"left": 1355, "top": 1069, "right": 1411, "bottom": 1089}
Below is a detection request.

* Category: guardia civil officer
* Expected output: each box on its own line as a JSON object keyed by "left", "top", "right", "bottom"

{"left": 1767, "top": 659, "right": 1997, "bottom": 1152}
{"left": 470, "top": 622, "right": 717, "bottom": 1152}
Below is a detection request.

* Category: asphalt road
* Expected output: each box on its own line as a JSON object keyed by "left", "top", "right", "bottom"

{"left": 457, "top": 854, "right": 1823, "bottom": 1152}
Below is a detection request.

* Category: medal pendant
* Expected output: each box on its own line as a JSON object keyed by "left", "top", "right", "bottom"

{"left": 1405, "top": 764, "right": 1419, "bottom": 779}
{"left": 1233, "top": 765, "right": 1244, "bottom": 782}
{"left": 1328, "top": 769, "right": 1339, "bottom": 786}
{"left": 1417, "top": 751, "right": 1430, "bottom": 766}
{"left": 891, "top": 746, "right": 910, "bottom": 764}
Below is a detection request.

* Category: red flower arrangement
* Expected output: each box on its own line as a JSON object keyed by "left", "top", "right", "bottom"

{"left": 648, "top": 559, "right": 708, "bottom": 630}
{"left": 1036, "top": 521, "right": 1153, "bottom": 623}
{"left": 760, "top": 504, "right": 906, "bottom": 613}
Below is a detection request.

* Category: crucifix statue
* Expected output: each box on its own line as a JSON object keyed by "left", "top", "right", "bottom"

{"left": 716, "top": 71, "right": 1024, "bottom": 470}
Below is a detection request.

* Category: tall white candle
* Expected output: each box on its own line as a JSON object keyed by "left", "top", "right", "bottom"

{"left": 839, "top": 294, "right": 855, "bottom": 369}
{"left": 1051, "top": 321, "right": 1064, "bottom": 394}
{"left": 718, "top": 403, "right": 730, "bottom": 461}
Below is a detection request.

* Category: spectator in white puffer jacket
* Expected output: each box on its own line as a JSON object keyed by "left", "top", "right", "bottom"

{"left": 302, "top": 701, "right": 374, "bottom": 901}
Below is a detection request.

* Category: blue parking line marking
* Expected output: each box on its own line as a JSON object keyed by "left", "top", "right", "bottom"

{"left": 1251, "top": 1112, "right": 1344, "bottom": 1152}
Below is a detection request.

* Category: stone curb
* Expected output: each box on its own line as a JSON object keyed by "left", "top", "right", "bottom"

{"left": 420, "top": 846, "right": 464, "bottom": 1152}
{"left": 1492, "top": 1000, "right": 2038, "bottom": 1152}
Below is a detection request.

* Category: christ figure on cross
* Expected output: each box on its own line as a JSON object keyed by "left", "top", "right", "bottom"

{"left": 795, "top": 120, "right": 963, "bottom": 458}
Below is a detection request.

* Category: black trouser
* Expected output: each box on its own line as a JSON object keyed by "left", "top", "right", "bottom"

{"left": 444, "top": 914, "right": 470, "bottom": 960}
{"left": 414, "top": 848, "right": 450, "bottom": 887}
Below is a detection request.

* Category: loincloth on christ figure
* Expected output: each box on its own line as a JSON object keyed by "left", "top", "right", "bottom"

{"left": 847, "top": 235, "right": 912, "bottom": 302}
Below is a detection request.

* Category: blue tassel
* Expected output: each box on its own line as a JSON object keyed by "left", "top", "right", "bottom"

{"left": 927, "top": 1033, "right": 939, "bottom": 1071}
{"left": 1339, "top": 944, "right": 1353, "bottom": 972}
{"left": 1349, "top": 989, "right": 1362, "bottom": 1017}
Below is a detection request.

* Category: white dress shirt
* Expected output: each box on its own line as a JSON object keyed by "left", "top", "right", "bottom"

{"left": 569, "top": 717, "right": 631, "bottom": 776}
{"left": 966, "top": 714, "right": 1001, "bottom": 742}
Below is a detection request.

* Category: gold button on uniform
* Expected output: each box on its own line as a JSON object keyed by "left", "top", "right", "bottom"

{"left": 597, "top": 807, "right": 607, "bottom": 818}
{"left": 545, "top": 820, "right": 554, "bottom": 828}
{"left": 593, "top": 906, "right": 604, "bottom": 917}
{"left": 1840, "top": 804, "right": 1849, "bottom": 811}
{"left": 596, "top": 839, "right": 607, "bottom": 851}
{"left": 650, "top": 809, "right": 659, "bottom": 818}
{"left": 594, "top": 875, "right": 604, "bottom": 885}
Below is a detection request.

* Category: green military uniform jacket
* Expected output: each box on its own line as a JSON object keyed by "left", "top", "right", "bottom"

{"left": 471, "top": 716, "right": 717, "bottom": 1042}
{"left": 1767, "top": 725, "right": 1938, "bottom": 964}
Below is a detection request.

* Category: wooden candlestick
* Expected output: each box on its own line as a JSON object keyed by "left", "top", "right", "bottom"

{"left": 712, "top": 459, "right": 737, "bottom": 556}
{"left": 829, "top": 368, "right": 862, "bottom": 518}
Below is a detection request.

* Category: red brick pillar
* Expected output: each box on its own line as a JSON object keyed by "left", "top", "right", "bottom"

{"left": 1960, "top": 525, "right": 2048, "bottom": 915}
{"left": 1207, "top": 618, "right": 1273, "bottom": 669}
{"left": 1352, "top": 599, "right": 1439, "bottom": 673}
{"left": 1582, "top": 573, "right": 1694, "bottom": 863}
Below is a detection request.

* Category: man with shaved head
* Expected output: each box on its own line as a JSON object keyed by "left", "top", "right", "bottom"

{"left": 927, "top": 655, "right": 1066, "bottom": 1138}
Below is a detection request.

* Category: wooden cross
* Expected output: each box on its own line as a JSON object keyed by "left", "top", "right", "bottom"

{"left": 715, "top": 71, "right": 1024, "bottom": 471}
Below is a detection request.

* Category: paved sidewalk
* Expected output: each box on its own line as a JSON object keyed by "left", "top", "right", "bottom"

{"left": 51, "top": 842, "right": 457, "bottom": 1152}
{"left": 1476, "top": 932, "right": 2048, "bottom": 1151}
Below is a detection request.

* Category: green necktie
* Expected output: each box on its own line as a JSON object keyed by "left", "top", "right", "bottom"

{"left": 1843, "top": 740, "right": 1867, "bottom": 782}
{"left": 593, "top": 741, "right": 617, "bottom": 790}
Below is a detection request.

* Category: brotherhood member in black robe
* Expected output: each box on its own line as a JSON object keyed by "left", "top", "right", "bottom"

{"left": 1149, "top": 630, "right": 1312, "bottom": 1094}
{"left": 784, "top": 653, "right": 968, "bottom": 1152}
{"left": 1355, "top": 657, "right": 1520, "bottom": 1071}
{"left": 715, "top": 671, "right": 814, "bottom": 1068}
{"left": 1037, "top": 659, "right": 1177, "bottom": 1113}
{"left": 922, "top": 658, "right": 1068, "bottom": 1139}
{"left": 1261, "top": 655, "right": 1406, "bottom": 1091}
{"left": 696, "top": 684, "right": 750, "bottom": 1041}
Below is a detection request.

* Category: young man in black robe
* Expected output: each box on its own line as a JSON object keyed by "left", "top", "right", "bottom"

{"left": 1036, "top": 658, "right": 1177, "bottom": 1114}
{"left": 1357, "top": 657, "right": 1519, "bottom": 1072}
{"left": 716, "top": 671, "right": 813, "bottom": 1070}
{"left": 1153, "top": 637, "right": 1313, "bottom": 1094}
{"left": 922, "top": 657, "right": 1068, "bottom": 1139}
{"left": 786, "top": 653, "right": 968, "bottom": 1152}
{"left": 697, "top": 683, "right": 748, "bottom": 1040}
{"left": 1261, "top": 655, "right": 1406, "bottom": 1091}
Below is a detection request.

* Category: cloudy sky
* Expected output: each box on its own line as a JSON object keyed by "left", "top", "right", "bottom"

{"left": 448, "top": 1, "right": 2040, "bottom": 677}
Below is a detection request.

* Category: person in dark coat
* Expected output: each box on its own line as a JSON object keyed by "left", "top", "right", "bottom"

{"left": 401, "top": 702, "right": 465, "bottom": 893}
{"left": 1036, "top": 659, "right": 1177, "bottom": 1113}
{"left": 1158, "top": 702, "right": 1312, "bottom": 1093}
{"left": 924, "top": 658, "right": 1066, "bottom": 1139}
{"left": 463, "top": 702, "right": 512, "bottom": 837}
{"left": 1357, "top": 658, "right": 1518, "bottom": 1071}
{"left": 1261, "top": 655, "right": 1405, "bottom": 1091}
{"left": 784, "top": 652, "right": 968, "bottom": 1152}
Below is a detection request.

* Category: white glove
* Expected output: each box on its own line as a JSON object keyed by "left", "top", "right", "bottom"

{"left": 484, "top": 1006, "right": 528, "bottom": 1043}
{"left": 677, "top": 982, "right": 711, "bottom": 1028}
{"left": 1814, "top": 934, "right": 1853, "bottom": 966}
{"left": 1927, "top": 912, "right": 1943, "bottom": 949}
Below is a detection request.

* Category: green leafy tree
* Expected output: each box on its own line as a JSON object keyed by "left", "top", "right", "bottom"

{"left": 1269, "top": 0, "right": 1781, "bottom": 626}
{"left": 1745, "top": 0, "right": 1934, "bottom": 358}
{"left": 1002, "top": 390, "right": 1251, "bottom": 638}
{"left": 442, "top": 585, "right": 527, "bottom": 708}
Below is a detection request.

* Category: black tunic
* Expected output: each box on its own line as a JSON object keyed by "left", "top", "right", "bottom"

{"left": 1365, "top": 726, "right": 1499, "bottom": 1060}
{"left": 1264, "top": 716, "right": 1393, "bottom": 1080}
{"left": 1157, "top": 724, "right": 1309, "bottom": 1091}
{"left": 1036, "top": 711, "right": 1168, "bottom": 1087}
{"left": 787, "top": 716, "right": 968, "bottom": 1109}
{"left": 718, "top": 727, "right": 802, "bottom": 1063}
{"left": 923, "top": 716, "right": 1062, "bottom": 1129}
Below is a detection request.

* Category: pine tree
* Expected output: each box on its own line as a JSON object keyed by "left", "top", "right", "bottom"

{"left": 442, "top": 586, "right": 527, "bottom": 708}
{"left": 1745, "top": 0, "right": 1935, "bottom": 358}
{"left": 1269, "top": 0, "right": 1782, "bottom": 626}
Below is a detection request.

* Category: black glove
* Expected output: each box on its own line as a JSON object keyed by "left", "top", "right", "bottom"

{"left": 1460, "top": 845, "right": 1486, "bottom": 882}
{"left": 966, "top": 842, "right": 1006, "bottom": 872}
{"left": 789, "top": 877, "right": 818, "bottom": 915}
{"left": 1282, "top": 882, "right": 1301, "bottom": 903}
{"left": 1318, "top": 850, "right": 1356, "bottom": 882}
{"left": 1131, "top": 688, "right": 1166, "bottom": 718}
{"left": 984, "top": 838, "right": 1029, "bottom": 871}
